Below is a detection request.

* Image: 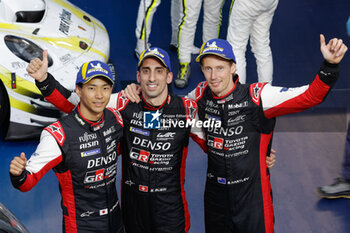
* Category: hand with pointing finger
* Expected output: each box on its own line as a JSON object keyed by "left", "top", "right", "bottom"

{"left": 26, "top": 50, "right": 49, "bottom": 83}
{"left": 9, "top": 152, "right": 27, "bottom": 176}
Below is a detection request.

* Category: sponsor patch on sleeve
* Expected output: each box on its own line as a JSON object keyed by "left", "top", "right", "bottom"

{"left": 45, "top": 121, "right": 66, "bottom": 146}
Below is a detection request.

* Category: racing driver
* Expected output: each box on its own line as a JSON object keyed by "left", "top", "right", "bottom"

{"left": 9, "top": 56, "right": 124, "bottom": 233}
{"left": 26, "top": 47, "right": 205, "bottom": 233}
{"left": 188, "top": 36, "right": 347, "bottom": 233}
{"left": 27, "top": 47, "right": 276, "bottom": 232}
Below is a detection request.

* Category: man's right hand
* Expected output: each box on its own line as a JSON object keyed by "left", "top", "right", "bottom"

{"left": 9, "top": 152, "right": 27, "bottom": 176}
{"left": 26, "top": 50, "right": 49, "bottom": 83}
{"left": 121, "top": 83, "right": 142, "bottom": 103}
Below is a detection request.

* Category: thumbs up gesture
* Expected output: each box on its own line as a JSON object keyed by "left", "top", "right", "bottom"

{"left": 9, "top": 152, "right": 27, "bottom": 176}
{"left": 26, "top": 49, "right": 49, "bottom": 82}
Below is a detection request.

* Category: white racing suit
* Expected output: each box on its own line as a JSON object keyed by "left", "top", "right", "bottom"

{"left": 227, "top": 0, "right": 279, "bottom": 84}
{"left": 178, "top": 0, "right": 226, "bottom": 63}
{"left": 135, "top": 0, "right": 181, "bottom": 50}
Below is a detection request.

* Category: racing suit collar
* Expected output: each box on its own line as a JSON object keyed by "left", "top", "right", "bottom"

{"left": 141, "top": 94, "right": 172, "bottom": 111}
{"left": 74, "top": 104, "right": 105, "bottom": 131}
{"left": 211, "top": 74, "right": 239, "bottom": 100}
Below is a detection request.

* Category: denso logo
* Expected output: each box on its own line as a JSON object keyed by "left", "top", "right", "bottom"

{"left": 87, "top": 151, "right": 117, "bottom": 169}
{"left": 208, "top": 125, "right": 243, "bottom": 136}
{"left": 132, "top": 136, "right": 171, "bottom": 151}
{"left": 80, "top": 140, "right": 99, "bottom": 149}
{"left": 79, "top": 132, "right": 97, "bottom": 143}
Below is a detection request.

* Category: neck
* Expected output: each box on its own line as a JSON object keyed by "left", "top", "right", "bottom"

{"left": 143, "top": 91, "right": 168, "bottom": 107}
{"left": 78, "top": 105, "right": 102, "bottom": 122}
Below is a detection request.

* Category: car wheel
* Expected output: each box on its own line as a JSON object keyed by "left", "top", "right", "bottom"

{"left": 0, "top": 81, "right": 10, "bottom": 136}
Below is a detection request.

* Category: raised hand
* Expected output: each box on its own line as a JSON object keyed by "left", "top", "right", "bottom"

{"left": 121, "top": 83, "right": 142, "bottom": 103}
{"left": 9, "top": 152, "right": 27, "bottom": 176}
{"left": 320, "top": 34, "right": 348, "bottom": 64}
{"left": 26, "top": 50, "right": 49, "bottom": 82}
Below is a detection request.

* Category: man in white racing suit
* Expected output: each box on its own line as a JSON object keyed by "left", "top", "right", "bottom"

{"left": 226, "top": 0, "right": 279, "bottom": 84}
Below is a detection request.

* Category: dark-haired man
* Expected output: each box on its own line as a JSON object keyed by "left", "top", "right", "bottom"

{"left": 10, "top": 55, "right": 124, "bottom": 233}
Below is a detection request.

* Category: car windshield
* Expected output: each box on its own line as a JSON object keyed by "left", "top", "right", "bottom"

{"left": 4, "top": 35, "right": 53, "bottom": 66}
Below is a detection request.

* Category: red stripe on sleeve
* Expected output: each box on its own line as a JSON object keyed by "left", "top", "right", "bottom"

{"left": 46, "top": 89, "right": 75, "bottom": 114}
{"left": 19, "top": 155, "right": 63, "bottom": 192}
{"left": 264, "top": 75, "right": 331, "bottom": 119}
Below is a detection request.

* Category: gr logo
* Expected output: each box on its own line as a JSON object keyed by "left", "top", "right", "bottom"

{"left": 208, "top": 136, "right": 224, "bottom": 150}
{"left": 130, "top": 147, "right": 151, "bottom": 163}
{"left": 84, "top": 168, "right": 105, "bottom": 183}
{"left": 143, "top": 110, "right": 161, "bottom": 129}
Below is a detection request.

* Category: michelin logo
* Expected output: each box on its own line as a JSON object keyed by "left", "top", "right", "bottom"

{"left": 87, "top": 62, "right": 108, "bottom": 75}
{"left": 203, "top": 41, "right": 224, "bottom": 53}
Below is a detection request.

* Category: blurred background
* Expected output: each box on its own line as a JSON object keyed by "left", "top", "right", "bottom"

{"left": 1, "top": 0, "right": 350, "bottom": 232}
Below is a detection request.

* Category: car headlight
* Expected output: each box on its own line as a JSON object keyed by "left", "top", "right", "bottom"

{"left": 4, "top": 35, "right": 53, "bottom": 66}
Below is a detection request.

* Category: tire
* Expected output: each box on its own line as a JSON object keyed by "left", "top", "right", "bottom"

{"left": 0, "top": 81, "right": 10, "bottom": 137}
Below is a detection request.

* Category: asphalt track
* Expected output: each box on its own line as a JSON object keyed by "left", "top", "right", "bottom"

{"left": 1, "top": 0, "right": 350, "bottom": 232}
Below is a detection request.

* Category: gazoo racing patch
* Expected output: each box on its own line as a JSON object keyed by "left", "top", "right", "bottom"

{"left": 207, "top": 135, "right": 224, "bottom": 150}
{"left": 84, "top": 168, "right": 105, "bottom": 184}
{"left": 130, "top": 147, "right": 151, "bottom": 163}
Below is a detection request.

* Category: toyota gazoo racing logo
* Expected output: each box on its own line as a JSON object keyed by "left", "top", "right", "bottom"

{"left": 130, "top": 147, "right": 151, "bottom": 163}
{"left": 84, "top": 168, "right": 105, "bottom": 184}
{"left": 207, "top": 135, "right": 224, "bottom": 150}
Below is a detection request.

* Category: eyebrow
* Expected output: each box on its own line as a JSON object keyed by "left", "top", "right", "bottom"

{"left": 86, "top": 83, "right": 111, "bottom": 87}
{"left": 141, "top": 66, "right": 165, "bottom": 70}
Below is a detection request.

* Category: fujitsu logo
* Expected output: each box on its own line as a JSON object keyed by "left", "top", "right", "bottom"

{"left": 79, "top": 132, "right": 97, "bottom": 142}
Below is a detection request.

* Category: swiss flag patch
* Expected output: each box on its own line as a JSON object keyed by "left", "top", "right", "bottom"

{"left": 139, "top": 185, "right": 148, "bottom": 192}
{"left": 45, "top": 121, "right": 65, "bottom": 146}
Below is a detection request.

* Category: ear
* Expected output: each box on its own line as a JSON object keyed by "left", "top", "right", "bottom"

{"left": 166, "top": 72, "right": 173, "bottom": 84}
{"left": 75, "top": 85, "right": 82, "bottom": 97}
{"left": 136, "top": 70, "right": 141, "bottom": 83}
{"left": 230, "top": 62, "right": 236, "bottom": 75}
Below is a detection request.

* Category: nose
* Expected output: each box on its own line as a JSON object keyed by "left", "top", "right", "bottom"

{"left": 95, "top": 88, "right": 103, "bottom": 99}
{"left": 209, "top": 70, "right": 216, "bottom": 81}
{"left": 149, "top": 70, "right": 156, "bottom": 82}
